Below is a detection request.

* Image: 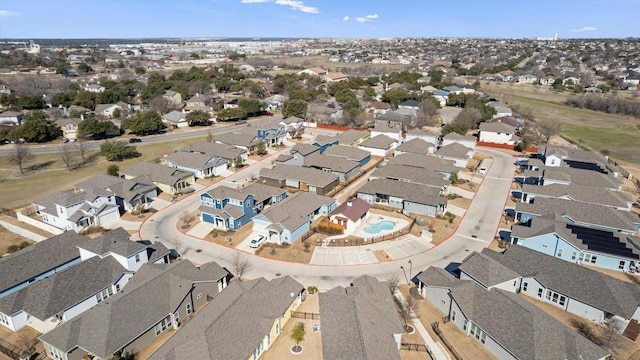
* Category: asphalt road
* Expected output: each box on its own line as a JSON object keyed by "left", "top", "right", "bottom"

{"left": 139, "top": 146, "right": 516, "bottom": 291}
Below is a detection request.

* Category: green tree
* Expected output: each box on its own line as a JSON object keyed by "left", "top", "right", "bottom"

{"left": 142, "top": 72, "right": 169, "bottom": 100}
{"left": 215, "top": 78, "right": 231, "bottom": 93}
{"left": 441, "top": 122, "right": 470, "bottom": 136}
{"left": 234, "top": 156, "right": 244, "bottom": 168}
{"left": 364, "top": 86, "right": 376, "bottom": 100}
{"left": 9, "top": 111, "right": 61, "bottom": 143}
{"left": 18, "top": 94, "right": 46, "bottom": 110}
{"left": 290, "top": 322, "right": 305, "bottom": 352}
{"left": 255, "top": 140, "right": 267, "bottom": 155}
{"left": 381, "top": 88, "right": 412, "bottom": 107}
{"left": 238, "top": 98, "right": 266, "bottom": 117}
{"left": 171, "top": 83, "right": 188, "bottom": 101}
{"left": 450, "top": 171, "right": 459, "bottom": 184}
{"left": 135, "top": 67, "right": 146, "bottom": 75}
{"left": 282, "top": 99, "right": 308, "bottom": 118}
{"left": 106, "top": 164, "right": 120, "bottom": 176}
{"left": 56, "top": 63, "right": 69, "bottom": 76}
{"left": 122, "top": 110, "right": 163, "bottom": 135}
{"left": 216, "top": 107, "right": 248, "bottom": 121}
{"left": 51, "top": 91, "right": 76, "bottom": 107}
{"left": 72, "top": 91, "right": 96, "bottom": 110}
{"left": 100, "top": 140, "right": 140, "bottom": 161}
{"left": 112, "top": 108, "right": 122, "bottom": 119}
{"left": 77, "top": 62, "right": 93, "bottom": 73}
{"left": 186, "top": 110, "right": 211, "bottom": 126}
{"left": 552, "top": 78, "right": 564, "bottom": 91}
{"left": 78, "top": 118, "right": 118, "bottom": 139}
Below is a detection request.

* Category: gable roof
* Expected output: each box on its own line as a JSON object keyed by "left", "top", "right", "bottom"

{"left": 259, "top": 164, "right": 339, "bottom": 188}
{"left": 77, "top": 227, "right": 147, "bottom": 258}
{"left": 215, "top": 132, "right": 258, "bottom": 148}
{"left": 0, "top": 256, "right": 128, "bottom": 319}
{"left": 205, "top": 182, "right": 285, "bottom": 205}
{"left": 458, "top": 251, "right": 520, "bottom": 288}
{"left": 291, "top": 143, "right": 321, "bottom": 156}
{"left": 521, "top": 183, "right": 632, "bottom": 209}
{"left": 358, "top": 178, "right": 446, "bottom": 207}
{"left": 436, "top": 142, "right": 473, "bottom": 159}
{"left": 442, "top": 132, "right": 476, "bottom": 142}
{"left": 313, "top": 134, "right": 339, "bottom": 147}
{"left": 539, "top": 167, "right": 622, "bottom": 189}
{"left": 39, "top": 261, "right": 228, "bottom": 359}
{"left": 120, "top": 161, "right": 193, "bottom": 186}
{"left": 329, "top": 198, "right": 371, "bottom": 222}
{"left": 416, "top": 266, "right": 462, "bottom": 288}
{"left": 387, "top": 154, "right": 457, "bottom": 174}
{"left": 481, "top": 246, "right": 640, "bottom": 319}
{"left": 395, "top": 138, "right": 435, "bottom": 155}
{"left": 320, "top": 275, "right": 403, "bottom": 360}
{"left": 165, "top": 152, "right": 227, "bottom": 171}
{"left": 370, "top": 164, "right": 450, "bottom": 188}
{"left": 258, "top": 192, "right": 335, "bottom": 231}
{"left": 181, "top": 141, "right": 246, "bottom": 161}
{"left": 359, "top": 135, "right": 396, "bottom": 150}
{"left": 161, "top": 110, "right": 187, "bottom": 123}
{"left": 0, "top": 232, "right": 86, "bottom": 293}
{"left": 148, "top": 276, "right": 304, "bottom": 360}
{"left": 479, "top": 121, "right": 516, "bottom": 134}
{"left": 451, "top": 282, "right": 609, "bottom": 360}
{"left": 323, "top": 144, "right": 371, "bottom": 162}
{"left": 305, "top": 153, "right": 360, "bottom": 174}
{"left": 398, "top": 99, "right": 420, "bottom": 108}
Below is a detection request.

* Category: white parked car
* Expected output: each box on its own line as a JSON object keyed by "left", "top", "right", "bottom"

{"left": 249, "top": 235, "right": 266, "bottom": 248}
{"left": 478, "top": 167, "right": 487, "bottom": 175}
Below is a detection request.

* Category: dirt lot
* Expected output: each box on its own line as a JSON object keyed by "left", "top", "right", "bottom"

{"left": 0, "top": 226, "right": 33, "bottom": 255}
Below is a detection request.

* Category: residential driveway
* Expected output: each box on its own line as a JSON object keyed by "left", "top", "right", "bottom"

{"left": 104, "top": 218, "right": 142, "bottom": 231}
{"left": 236, "top": 230, "right": 268, "bottom": 253}
{"left": 186, "top": 222, "right": 214, "bottom": 238}
{"left": 449, "top": 186, "right": 474, "bottom": 199}
{"left": 150, "top": 198, "right": 172, "bottom": 211}
{"left": 445, "top": 204, "right": 466, "bottom": 217}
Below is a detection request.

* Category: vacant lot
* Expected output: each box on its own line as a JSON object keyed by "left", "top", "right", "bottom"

{"left": 0, "top": 137, "right": 204, "bottom": 210}
{"left": 482, "top": 82, "right": 640, "bottom": 165}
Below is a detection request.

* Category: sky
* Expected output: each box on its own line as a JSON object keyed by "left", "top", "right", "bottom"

{"left": 0, "top": 0, "right": 639, "bottom": 39}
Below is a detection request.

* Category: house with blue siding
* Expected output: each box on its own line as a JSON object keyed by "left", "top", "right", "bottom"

{"left": 514, "top": 198, "right": 640, "bottom": 234}
{"left": 312, "top": 135, "right": 339, "bottom": 153}
{"left": 510, "top": 213, "right": 640, "bottom": 273}
{"left": 251, "top": 192, "right": 335, "bottom": 244}
{"left": 275, "top": 143, "right": 320, "bottom": 167}
{"left": 164, "top": 152, "right": 228, "bottom": 179}
{"left": 199, "top": 183, "right": 286, "bottom": 230}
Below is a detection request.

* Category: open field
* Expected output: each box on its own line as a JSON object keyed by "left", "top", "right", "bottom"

{"left": 0, "top": 137, "right": 205, "bottom": 210}
{"left": 481, "top": 82, "right": 640, "bottom": 165}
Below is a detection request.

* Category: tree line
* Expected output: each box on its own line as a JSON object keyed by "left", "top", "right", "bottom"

{"left": 565, "top": 95, "right": 640, "bottom": 117}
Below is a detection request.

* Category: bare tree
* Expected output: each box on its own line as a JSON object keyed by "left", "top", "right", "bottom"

{"left": 453, "top": 108, "right": 483, "bottom": 130}
{"left": 77, "top": 140, "right": 88, "bottom": 163}
{"left": 415, "top": 99, "right": 439, "bottom": 127}
{"left": 537, "top": 120, "right": 559, "bottom": 143}
{"left": 148, "top": 96, "right": 172, "bottom": 114}
{"left": 9, "top": 143, "right": 33, "bottom": 174}
{"left": 58, "top": 142, "right": 76, "bottom": 171}
{"left": 231, "top": 252, "right": 252, "bottom": 281}
{"left": 398, "top": 295, "right": 418, "bottom": 332}
{"left": 171, "top": 237, "right": 191, "bottom": 257}
{"left": 388, "top": 274, "right": 400, "bottom": 294}
{"left": 180, "top": 211, "right": 195, "bottom": 228}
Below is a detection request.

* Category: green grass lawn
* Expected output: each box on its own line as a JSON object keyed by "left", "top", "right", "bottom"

{"left": 0, "top": 137, "right": 204, "bottom": 210}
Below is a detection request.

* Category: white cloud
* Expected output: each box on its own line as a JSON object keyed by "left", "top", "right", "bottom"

{"left": 354, "top": 17, "right": 366, "bottom": 23}
{"left": 365, "top": 14, "right": 378, "bottom": 19}
{"left": 354, "top": 14, "right": 379, "bottom": 23}
{"left": 240, "top": 0, "right": 269, "bottom": 2}
{"left": 274, "top": 0, "right": 319, "bottom": 13}
{"left": 0, "top": 10, "right": 20, "bottom": 17}
{"left": 571, "top": 26, "right": 597, "bottom": 32}
{"left": 342, "top": 15, "right": 349, "bottom": 21}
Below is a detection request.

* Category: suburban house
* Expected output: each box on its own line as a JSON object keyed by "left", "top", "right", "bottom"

{"left": 311, "top": 135, "right": 339, "bottom": 153}
{"left": 435, "top": 142, "right": 476, "bottom": 168}
{"left": 336, "top": 129, "right": 370, "bottom": 146}
{"left": 163, "top": 152, "right": 228, "bottom": 178}
{"left": 358, "top": 135, "right": 398, "bottom": 157}
{"left": 415, "top": 267, "right": 465, "bottom": 315}
{"left": 395, "top": 138, "right": 436, "bottom": 156}
{"left": 0, "top": 111, "right": 23, "bottom": 126}
{"left": 478, "top": 121, "right": 518, "bottom": 145}
{"left": 161, "top": 110, "right": 188, "bottom": 128}
{"left": 304, "top": 153, "right": 361, "bottom": 182}
{"left": 259, "top": 164, "right": 340, "bottom": 195}
{"left": 162, "top": 90, "right": 182, "bottom": 106}
{"left": 181, "top": 141, "right": 248, "bottom": 167}
{"left": 83, "top": 84, "right": 105, "bottom": 93}
{"left": 539, "top": 146, "right": 619, "bottom": 176}
{"left": 185, "top": 93, "right": 208, "bottom": 108}
{"left": 515, "top": 166, "right": 623, "bottom": 191}
{"left": 199, "top": 183, "right": 287, "bottom": 231}
{"left": 420, "top": 277, "right": 610, "bottom": 360}
{"left": 432, "top": 90, "right": 450, "bottom": 106}
{"left": 279, "top": 116, "right": 305, "bottom": 139}
{"left": 487, "top": 101, "right": 513, "bottom": 117}
{"left": 518, "top": 183, "right": 633, "bottom": 211}
{"left": 74, "top": 174, "right": 158, "bottom": 212}
{"left": 357, "top": 178, "right": 447, "bottom": 217}
{"left": 55, "top": 118, "right": 82, "bottom": 140}
{"left": 275, "top": 143, "right": 320, "bottom": 166}
{"left": 252, "top": 119, "right": 287, "bottom": 146}
{"left": 441, "top": 132, "right": 477, "bottom": 152}
{"left": 33, "top": 190, "right": 121, "bottom": 232}
{"left": 514, "top": 198, "right": 640, "bottom": 234}
{"left": 148, "top": 276, "right": 304, "bottom": 360}
{"left": 94, "top": 103, "right": 123, "bottom": 118}
{"left": 370, "top": 122, "right": 403, "bottom": 143}
{"left": 120, "top": 161, "right": 195, "bottom": 195}
{"left": 262, "top": 94, "right": 286, "bottom": 110}
{"left": 510, "top": 213, "right": 640, "bottom": 273}
{"left": 297, "top": 67, "right": 327, "bottom": 76}
{"left": 459, "top": 246, "right": 640, "bottom": 337}
{"left": 214, "top": 132, "right": 260, "bottom": 153}
{"left": 370, "top": 164, "right": 450, "bottom": 192}
{"left": 39, "top": 260, "right": 229, "bottom": 360}
{"left": 328, "top": 198, "right": 371, "bottom": 232}
{"left": 397, "top": 99, "right": 420, "bottom": 113}
{"left": 388, "top": 153, "right": 457, "bottom": 179}
{"left": 364, "top": 101, "right": 392, "bottom": 118}
{"left": 252, "top": 191, "right": 336, "bottom": 244}
{"left": 323, "top": 72, "right": 349, "bottom": 83}
{"left": 323, "top": 145, "right": 371, "bottom": 168}
{"left": 442, "top": 85, "right": 463, "bottom": 95}
{"left": 224, "top": 98, "right": 240, "bottom": 109}
{"left": 405, "top": 128, "right": 440, "bottom": 145}
{"left": 320, "top": 275, "right": 404, "bottom": 360}
{"left": 306, "top": 103, "right": 343, "bottom": 124}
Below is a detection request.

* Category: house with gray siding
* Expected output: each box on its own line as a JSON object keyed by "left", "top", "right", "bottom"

{"left": 415, "top": 267, "right": 464, "bottom": 316}
{"left": 358, "top": 135, "right": 398, "bottom": 157}
{"left": 120, "top": 161, "right": 195, "bottom": 195}
{"left": 163, "top": 152, "right": 228, "bottom": 178}
{"left": 39, "top": 261, "right": 229, "bottom": 360}
{"left": 320, "top": 275, "right": 404, "bottom": 360}
{"left": 357, "top": 178, "right": 446, "bottom": 217}
{"left": 435, "top": 142, "right": 475, "bottom": 168}
{"left": 519, "top": 183, "right": 633, "bottom": 211}
{"left": 405, "top": 128, "right": 439, "bottom": 145}
{"left": 259, "top": 164, "right": 339, "bottom": 195}
{"left": 515, "top": 166, "right": 623, "bottom": 191}
{"left": 251, "top": 192, "right": 336, "bottom": 244}
{"left": 180, "top": 141, "right": 248, "bottom": 166}
{"left": 539, "top": 146, "right": 618, "bottom": 176}
{"left": 312, "top": 135, "right": 339, "bottom": 153}
{"left": 337, "top": 129, "right": 370, "bottom": 146}
{"left": 388, "top": 153, "right": 457, "bottom": 179}
{"left": 394, "top": 138, "right": 436, "bottom": 156}
{"left": 323, "top": 144, "right": 371, "bottom": 167}
{"left": 441, "top": 132, "right": 476, "bottom": 152}
{"left": 215, "top": 132, "right": 260, "bottom": 153}
{"left": 304, "top": 153, "right": 361, "bottom": 182}
{"left": 370, "top": 164, "right": 450, "bottom": 192}
{"left": 510, "top": 213, "right": 640, "bottom": 273}
{"left": 275, "top": 143, "right": 320, "bottom": 166}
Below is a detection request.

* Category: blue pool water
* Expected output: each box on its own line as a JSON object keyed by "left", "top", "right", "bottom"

{"left": 364, "top": 220, "right": 395, "bottom": 234}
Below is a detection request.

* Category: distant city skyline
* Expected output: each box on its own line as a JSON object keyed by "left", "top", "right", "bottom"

{"left": 0, "top": 0, "right": 639, "bottom": 39}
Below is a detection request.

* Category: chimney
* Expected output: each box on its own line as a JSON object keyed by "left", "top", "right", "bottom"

{"left": 347, "top": 199, "right": 352, "bottom": 207}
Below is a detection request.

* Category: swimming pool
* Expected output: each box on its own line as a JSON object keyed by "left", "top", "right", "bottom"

{"left": 363, "top": 220, "right": 396, "bottom": 234}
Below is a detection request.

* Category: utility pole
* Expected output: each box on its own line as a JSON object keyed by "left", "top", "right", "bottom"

{"left": 400, "top": 266, "right": 409, "bottom": 286}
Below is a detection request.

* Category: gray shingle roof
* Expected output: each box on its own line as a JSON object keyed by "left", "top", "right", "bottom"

{"left": 416, "top": 266, "right": 462, "bottom": 288}
{"left": 323, "top": 144, "right": 370, "bottom": 162}
{"left": 146, "top": 242, "right": 171, "bottom": 264}
{"left": 521, "top": 183, "right": 632, "bottom": 209}
{"left": 358, "top": 178, "right": 446, "bottom": 207}
{"left": 359, "top": 134, "right": 396, "bottom": 149}
{"left": 0, "top": 232, "right": 85, "bottom": 293}
{"left": 291, "top": 143, "right": 321, "bottom": 156}
{"left": 162, "top": 110, "right": 186, "bottom": 124}
{"left": 451, "top": 282, "right": 609, "bottom": 360}
{"left": 370, "top": 164, "right": 449, "bottom": 188}
{"left": 148, "top": 276, "right": 304, "bottom": 360}
{"left": 479, "top": 121, "right": 516, "bottom": 134}
{"left": 205, "top": 182, "right": 285, "bottom": 205}
{"left": 0, "top": 256, "right": 128, "bottom": 319}
{"left": 337, "top": 129, "right": 370, "bottom": 146}
{"left": 215, "top": 132, "right": 258, "bottom": 148}
{"left": 313, "top": 134, "right": 339, "bottom": 147}
{"left": 181, "top": 141, "right": 246, "bottom": 161}
{"left": 165, "top": 152, "right": 226, "bottom": 171}
{"left": 442, "top": 132, "right": 475, "bottom": 142}
{"left": 39, "top": 261, "right": 228, "bottom": 359}
{"left": 458, "top": 251, "right": 520, "bottom": 288}
{"left": 515, "top": 198, "right": 640, "bottom": 233}
{"left": 543, "top": 146, "right": 618, "bottom": 173}
{"left": 304, "top": 153, "right": 360, "bottom": 174}
{"left": 387, "top": 154, "right": 457, "bottom": 174}
{"left": 259, "top": 164, "right": 339, "bottom": 188}
{"left": 395, "top": 138, "right": 435, "bottom": 155}
{"left": 320, "top": 275, "right": 404, "bottom": 360}
{"left": 120, "top": 161, "right": 193, "bottom": 186}
{"left": 78, "top": 227, "right": 148, "bottom": 258}
{"left": 481, "top": 246, "right": 640, "bottom": 319}
{"left": 541, "top": 167, "right": 622, "bottom": 189}
{"left": 258, "top": 192, "right": 334, "bottom": 231}
{"left": 436, "top": 142, "right": 473, "bottom": 159}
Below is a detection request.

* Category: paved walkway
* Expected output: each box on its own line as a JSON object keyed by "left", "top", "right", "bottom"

{"left": 445, "top": 204, "right": 466, "bottom": 217}
{"left": 449, "top": 186, "right": 474, "bottom": 199}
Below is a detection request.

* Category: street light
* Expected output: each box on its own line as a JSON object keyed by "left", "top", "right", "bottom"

{"left": 408, "top": 260, "right": 413, "bottom": 286}
{"left": 400, "top": 266, "right": 409, "bottom": 286}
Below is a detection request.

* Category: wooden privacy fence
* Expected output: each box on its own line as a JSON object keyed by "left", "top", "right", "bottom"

{"left": 0, "top": 338, "right": 25, "bottom": 360}
{"left": 291, "top": 311, "right": 320, "bottom": 320}
{"left": 432, "top": 321, "right": 462, "bottom": 360}
{"left": 400, "top": 342, "right": 429, "bottom": 352}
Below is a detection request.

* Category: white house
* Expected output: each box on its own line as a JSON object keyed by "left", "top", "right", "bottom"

{"left": 358, "top": 134, "right": 398, "bottom": 157}
{"left": 479, "top": 121, "right": 518, "bottom": 145}
{"left": 328, "top": 198, "right": 371, "bottom": 233}
{"left": 0, "top": 111, "right": 23, "bottom": 126}
{"left": 33, "top": 190, "right": 121, "bottom": 232}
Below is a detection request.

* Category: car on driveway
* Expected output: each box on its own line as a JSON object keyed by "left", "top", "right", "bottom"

{"left": 249, "top": 235, "right": 266, "bottom": 248}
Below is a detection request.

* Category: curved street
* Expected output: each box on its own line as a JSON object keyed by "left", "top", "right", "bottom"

{"left": 139, "top": 147, "right": 516, "bottom": 290}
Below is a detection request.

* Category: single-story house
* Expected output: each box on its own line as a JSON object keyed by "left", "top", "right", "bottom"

{"left": 320, "top": 275, "right": 404, "bottom": 360}
{"left": 387, "top": 153, "right": 457, "bottom": 179}
{"left": 398, "top": 99, "right": 419, "bottom": 113}
{"left": 275, "top": 143, "right": 320, "bottom": 167}
{"left": 95, "top": 103, "right": 124, "bottom": 118}
{"left": 370, "top": 122, "right": 403, "bottom": 143}
{"left": 199, "top": 183, "right": 286, "bottom": 231}
{"left": 304, "top": 154, "right": 361, "bottom": 182}
{"left": 519, "top": 183, "right": 633, "bottom": 211}
{"left": 364, "top": 102, "right": 392, "bottom": 118}
{"left": 336, "top": 129, "right": 371, "bottom": 146}
{"left": 323, "top": 144, "right": 371, "bottom": 168}
{"left": 164, "top": 152, "right": 228, "bottom": 179}
{"left": 357, "top": 178, "right": 447, "bottom": 217}
{"left": 147, "top": 276, "right": 304, "bottom": 360}
{"left": 214, "top": 132, "right": 260, "bottom": 153}
{"left": 441, "top": 132, "right": 477, "bottom": 152}
{"left": 479, "top": 121, "right": 518, "bottom": 145}
{"left": 328, "top": 198, "right": 371, "bottom": 232}
{"left": 259, "top": 164, "right": 340, "bottom": 196}
{"left": 539, "top": 146, "right": 618, "bottom": 176}
{"left": 162, "top": 110, "right": 188, "bottom": 128}
{"left": 252, "top": 192, "right": 336, "bottom": 244}
{"left": 181, "top": 141, "right": 248, "bottom": 166}
{"left": 358, "top": 135, "right": 398, "bottom": 157}
{"left": 370, "top": 164, "right": 450, "bottom": 192}
{"left": 394, "top": 138, "right": 436, "bottom": 156}
{"left": 0, "top": 111, "right": 23, "bottom": 126}
{"left": 120, "top": 161, "right": 195, "bottom": 195}
{"left": 435, "top": 142, "right": 475, "bottom": 168}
